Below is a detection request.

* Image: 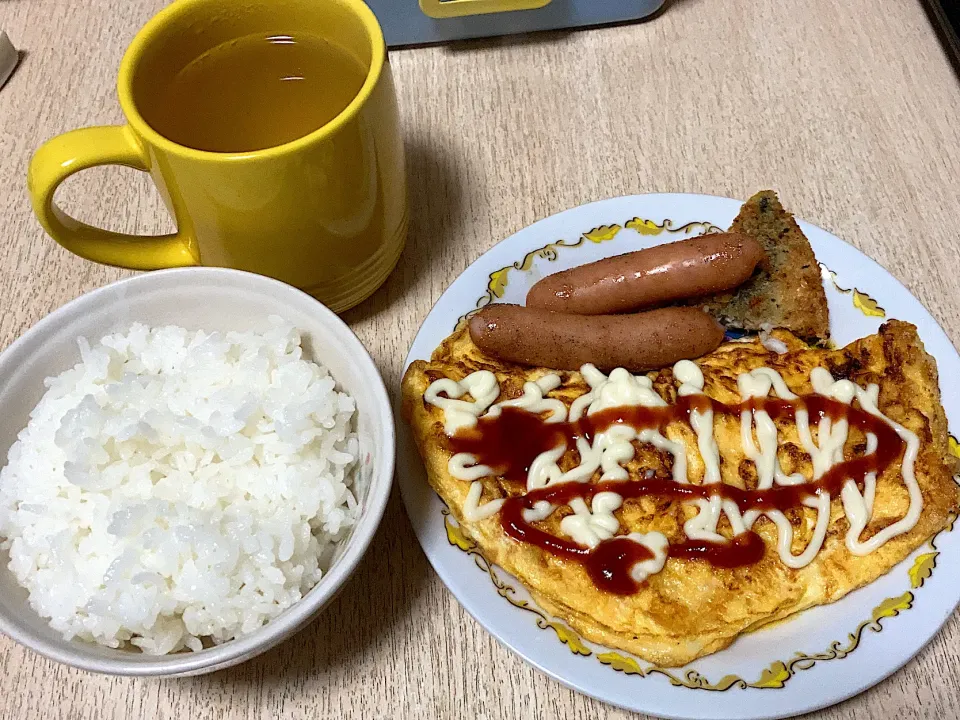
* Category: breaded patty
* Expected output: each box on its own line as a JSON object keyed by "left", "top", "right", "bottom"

{"left": 694, "top": 190, "right": 831, "bottom": 341}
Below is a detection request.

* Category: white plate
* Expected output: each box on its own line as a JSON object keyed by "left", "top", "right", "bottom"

{"left": 397, "top": 193, "right": 960, "bottom": 720}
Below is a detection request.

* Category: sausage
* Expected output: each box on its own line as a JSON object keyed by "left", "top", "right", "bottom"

{"left": 526, "top": 232, "right": 763, "bottom": 315}
{"left": 468, "top": 304, "right": 725, "bottom": 372}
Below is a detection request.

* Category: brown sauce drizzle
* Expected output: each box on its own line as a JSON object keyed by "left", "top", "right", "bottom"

{"left": 450, "top": 394, "right": 905, "bottom": 594}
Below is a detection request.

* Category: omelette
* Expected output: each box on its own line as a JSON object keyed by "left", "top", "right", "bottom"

{"left": 401, "top": 320, "right": 960, "bottom": 667}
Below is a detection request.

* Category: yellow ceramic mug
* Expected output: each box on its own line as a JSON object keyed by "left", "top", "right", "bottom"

{"left": 27, "top": 0, "right": 406, "bottom": 313}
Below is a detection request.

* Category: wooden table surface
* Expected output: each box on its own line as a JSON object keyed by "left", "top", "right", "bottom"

{"left": 2, "top": 0, "right": 960, "bottom": 717}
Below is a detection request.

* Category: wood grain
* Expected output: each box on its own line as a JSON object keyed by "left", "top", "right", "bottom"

{"left": 1, "top": 0, "right": 960, "bottom": 717}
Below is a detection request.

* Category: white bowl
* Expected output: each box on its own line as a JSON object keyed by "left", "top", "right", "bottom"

{"left": 0, "top": 268, "right": 395, "bottom": 676}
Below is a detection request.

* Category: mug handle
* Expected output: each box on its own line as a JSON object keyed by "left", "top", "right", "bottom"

{"left": 27, "top": 126, "right": 199, "bottom": 269}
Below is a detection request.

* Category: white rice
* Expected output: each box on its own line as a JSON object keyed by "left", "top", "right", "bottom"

{"left": 0, "top": 318, "right": 360, "bottom": 654}
{"left": 759, "top": 323, "right": 790, "bottom": 355}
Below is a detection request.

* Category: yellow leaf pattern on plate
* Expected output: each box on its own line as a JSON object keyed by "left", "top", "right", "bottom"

{"left": 871, "top": 592, "right": 913, "bottom": 623}
{"left": 546, "top": 622, "right": 592, "bottom": 656}
{"left": 487, "top": 267, "right": 510, "bottom": 298}
{"left": 650, "top": 669, "right": 749, "bottom": 691}
{"left": 710, "top": 675, "right": 749, "bottom": 691}
{"left": 625, "top": 217, "right": 665, "bottom": 236}
{"left": 852, "top": 290, "right": 885, "bottom": 317}
{"left": 444, "top": 514, "right": 476, "bottom": 552}
{"left": 908, "top": 552, "right": 939, "bottom": 589}
{"left": 597, "top": 652, "right": 645, "bottom": 675}
{"left": 949, "top": 435, "right": 960, "bottom": 461}
{"left": 583, "top": 224, "right": 622, "bottom": 243}
{"left": 819, "top": 262, "right": 885, "bottom": 317}
{"left": 752, "top": 661, "right": 790, "bottom": 688}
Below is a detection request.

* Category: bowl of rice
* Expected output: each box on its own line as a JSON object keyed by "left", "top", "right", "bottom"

{"left": 0, "top": 268, "right": 394, "bottom": 676}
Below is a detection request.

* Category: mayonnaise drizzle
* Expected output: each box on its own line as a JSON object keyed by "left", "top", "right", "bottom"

{"left": 424, "top": 370, "right": 499, "bottom": 434}
{"left": 443, "top": 373, "right": 567, "bottom": 485}
{"left": 463, "top": 480, "right": 504, "bottom": 521}
{"left": 561, "top": 492, "right": 623, "bottom": 547}
{"left": 525, "top": 367, "right": 679, "bottom": 492}
{"left": 674, "top": 361, "right": 721, "bottom": 542}
{"left": 423, "top": 358, "right": 923, "bottom": 576}
{"left": 626, "top": 532, "right": 670, "bottom": 583}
